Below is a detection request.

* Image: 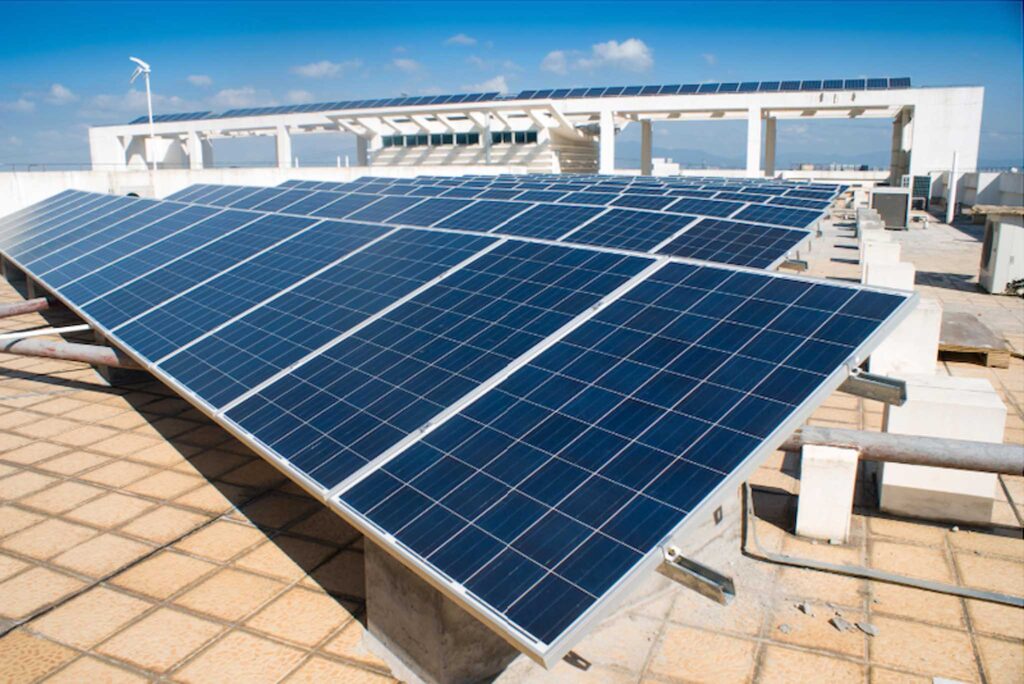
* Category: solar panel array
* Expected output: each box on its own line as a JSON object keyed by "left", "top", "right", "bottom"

{"left": 164, "top": 174, "right": 842, "bottom": 270}
{"left": 0, "top": 181, "right": 912, "bottom": 665}
{"left": 123, "top": 77, "right": 911, "bottom": 124}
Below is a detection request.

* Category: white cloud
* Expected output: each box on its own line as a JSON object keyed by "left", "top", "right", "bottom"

{"left": 467, "top": 55, "right": 487, "bottom": 69}
{"left": 286, "top": 89, "right": 314, "bottom": 104}
{"left": 292, "top": 59, "right": 361, "bottom": 78}
{"left": 81, "top": 90, "right": 194, "bottom": 119}
{"left": 462, "top": 75, "right": 509, "bottom": 95}
{"left": 1, "top": 98, "right": 35, "bottom": 113}
{"left": 46, "top": 83, "right": 77, "bottom": 105}
{"left": 392, "top": 58, "right": 421, "bottom": 74}
{"left": 576, "top": 38, "right": 653, "bottom": 72}
{"left": 701, "top": 53, "right": 717, "bottom": 66}
{"left": 187, "top": 74, "right": 213, "bottom": 87}
{"left": 7, "top": 135, "right": 21, "bottom": 146}
{"left": 209, "top": 86, "right": 268, "bottom": 108}
{"left": 445, "top": 33, "right": 477, "bottom": 46}
{"left": 541, "top": 50, "right": 568, "bottom": 75}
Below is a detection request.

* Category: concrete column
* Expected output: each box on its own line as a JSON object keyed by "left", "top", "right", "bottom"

{"left": 746, "top": 107, "right": 762, "bottom": 176}
{"left": 640, "top": 119, "right": 653, "bottom": 176}
{"left": 796, "top": 445, "right": 860, "bottom": 542}
{"left": 275, "top": 125, "right": 292, "bottom": 169}
{"left": 764, "top": 116, "right": 777, "bottom": 176}
{"left": 364, "top": 541, "right": 518, "bottom": 683}
{"left": 483, "top": 112, "right": 492, "bottom": 165}
{"left": 356, "top": 136, "right": 369, "bottom": 166}
{"left": 88, "top": 128, "right": 128, "bottom": 171}
{"left": 201, "top": 138, "right": 214, "bottom": 168}
{"left": 187, "top": 131, "right": 204, "bottom": 171}
{"left": 599, "top": 109, "right": 615, "bottom": 174}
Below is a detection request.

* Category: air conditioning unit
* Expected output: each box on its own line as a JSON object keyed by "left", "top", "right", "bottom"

{"left": 979, "top": 214, "right": 1024, "bottom": 294}
{"left": 870, "top": 187, "right": 912, "bottom": 230}
{"left": 901, "top": 174, "right": 932, "bottom": 210}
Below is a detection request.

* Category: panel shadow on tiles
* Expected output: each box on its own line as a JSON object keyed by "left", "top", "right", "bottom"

{"left": 225, "top": 242, "right": 652, "bottom": 490}
{"left": 338, "top": 261, "right": 910, "bottom": 648}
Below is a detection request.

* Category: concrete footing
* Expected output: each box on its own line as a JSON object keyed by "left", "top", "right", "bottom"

{"left": 869, "top": 298, "right": 942, "bottom": 376}
{"left": 881, "top": 374, "right": 1007, "bottom": 525}
{"left": 796, "top": 445, "right": 859, "bottom": 542}
{"left": 364, "top": 541, "right": 519, "bottom": 684}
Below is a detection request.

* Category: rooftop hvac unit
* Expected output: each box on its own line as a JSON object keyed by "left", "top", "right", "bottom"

{"left": 870, "top": 187, "right": 912, "bottom": 230}
{"left": 979, "top": 214, "right": 1024, "bottom": 294}
{"left": 901, "top": 174, "right": 932, "bottom": 210}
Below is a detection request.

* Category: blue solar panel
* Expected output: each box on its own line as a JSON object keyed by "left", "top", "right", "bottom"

{"left": 497, "top": 204, "right": 605, "bottom": 240}
{"left": 867, "top": 78, "right": 888, "bottom": 90}
{"left": 823, "top": 79, "right": 844, "bottom": 90}
{"left": 310, "top": 193, "right": 382, "bottom": 219}
{"left": 566, "top": 209, "right": 696, "bottom": 252}
{"left": 718, "top": 83, "right": 739, "bottom": 93}
{"left": 227, "top": 241, "right": 651, "bottom": 488}
{"left": 889, "top": 77, "right": 911, "bottom": 88}
{"left": 113, "top": 220, "right": 390, "bottom": 361}
{"left": 780, "top": 81, "right": 801, "bottom": 91}
{"left": 738, "top": 82, "right": 759, "bottom": 92}
{"left": 160, "top": 230, "right": 497, "bottom": 409}
{"left": 514, "top": 190, "right": 567, "bottom": 203}
{"left": 666, "top": 198, "right": 744, "bottom": 218}
{"left": 386, "top": 198, "right": 472, "bottom": 227}
{"left": 844, "top": 79, "right": 866, "bottom": 90}
{"left": 439, "top": 187, "right": 483, "bottom": 199}
{"left": 339, "top": 261, "right": 909, "bottom": 649}
{"left": 733, "top": 205, "right": 822, "bottom": 229}
{"left": 82, "top": 214, "right": 315, "bottom": 329}
{"left": 610, "top": 195, "right": 678, "bottom": 211}
{"left": 697, "top": 82, "right": 720, "bottom": 93}
{"left": 434, "top": 200, "right": 532, "bottom": 233}
{"left": 347, "top": 196, "right": 424, "bottom": 222}
{"left": 657, "top": 219, "right": 809, "bottom": 268}
{"left": 769, "top": 196, "right": 831, "bottom": 210}
{"left": 557, "top": 192, "right": 618, "bottom": 206}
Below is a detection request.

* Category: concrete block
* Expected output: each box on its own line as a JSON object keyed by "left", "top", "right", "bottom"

{"left": 796, "top": 445, "right": 859, "bottom": 542}
{"left": 364, "top": 541, "right": 518, "bottom": 684}
{"left": 869, "top": 298, "right": 942, "bottom": 376}
{"left": 861, "top": 240, "right": 901, "bottom": 267}
{"left": 859, "top": 229, "right": 892, "bottom": 260}
{"left": 880, "top": 374, "right": 1006, "bottom": 525}
{"left": 862, "top": 261, "right": 916, "bottom": 291}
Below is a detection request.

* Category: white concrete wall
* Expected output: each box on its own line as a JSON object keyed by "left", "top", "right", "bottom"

{"left": 934, "top": 171, "right": 1023, "bottom": 208}
{"left": 0, "top": 164, "right": 528, "bottom": 217}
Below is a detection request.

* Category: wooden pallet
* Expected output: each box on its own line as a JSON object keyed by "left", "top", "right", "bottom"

{"left": 939, "top": 312, "right": 1012, "bottom": 368}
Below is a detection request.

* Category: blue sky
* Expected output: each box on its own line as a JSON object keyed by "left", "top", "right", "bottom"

{"left": 1, "top": 0, "right": 1021, "bottom": 169}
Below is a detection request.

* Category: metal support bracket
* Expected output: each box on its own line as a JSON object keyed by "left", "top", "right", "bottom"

{"left": 838, "top": 368, "right": 906, "bottom": 406}
{"left": 658, "top": 546, "right": 735, "bottom": 606}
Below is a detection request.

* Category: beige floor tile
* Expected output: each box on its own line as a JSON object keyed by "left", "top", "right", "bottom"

{"left": 0, "top": 432, "right": 33, "bottom": 453}
{"left": 955, "top": 554, "right": 1024, "bottom": 595}
{"left": 868, "top": 516, "right": 949, "bottom": 545}
{"left": 0, "top": 552, "right": 28, "bottom": 582}
{"left": 869, "top": 541, "right": 954, "bottom": 583}
{"left": 237, "top": 536, "right": 335, "bottom": 582}
{"left": 869, "top": 616, "right": 979, "bottom": 681}
{"left": 125, "top": 470, "right": 202, "bottom": 499}
{"left": 288, "top": 508, "right": 361, "bottom": 546}
{"left": 174, "top": 631, "right": 305, "bottom": 684}
{"left": 13, "top": 417, "right": 78, "bottom": 440}
{"left": 217, "top": 460, "right": 286, "bottom": 488}
{"left": 51, "top": 424, "right": 121, "bottom": 448}
{"left": 322, "top": 620, "right": 392, "bottom": 672}
{"left": 869, "top": 667, "right": 932, "bottom": 683}
{"left": 870, "top": 582, "right": 965, "bottom": 628}
{"left": 178, "top": 449, "right": 251, "bottom": 479}
{"left": 235, "top": 492, "right": 319, "bottom": 530}
{"left": 284, "top": 657, "right": 395, "bottom": 683}
{"left": 19, "top": 480, "right": 106, "bottom": 514}
{"left": 246, "top": 586, "right": 354, "bottom": 647}
{"left": 96, "top": 607, "right": 224, "bottom": 674}
{"left": 0, "top": 410, "right": 43, "bottom": 431}
{"left": 43, "top": 655, "right": 148, "bottom": 683}
{"left": 119, "top": 505, "right": 208, "bottom": 544}
{"left": 65, "top": 491, "right": 156, "bottom": 528}
{"left": 98, "top": 411, "right": 150, "bottom": 430}
{"left": 29, "top": 398, "right": 89, "bottom": 416}
{"left": 80, "top": 460, "right": 157, "bottom": 487}
{"left": 32, "top": 586, "right": 152, "bottom": 649}
{"left": 0, "top": 631, "right": 77, "bottom": 682}
{"left": 965, "top": 599, "right": 1024, "bottom": 640}
{"left": 647, "top": 625, "right": 755, "bottom": 683}
{"left": 777, "top": 565, "right": 865, "bottom": 607}
{"left": 130, "top": 441, "right": 197, "bottom": 467}
{"left": 0, "top": 518, "right": 97, "bottom": 560}
{"left": 175, "top": 568, "right": 285, "bottom": 622}
{"left": 35, "top": 450, "right": 110, "bottom": 476}
{"left": 174, "top": 519, "right": 266, "bottom": 562}
{"left": 173, "top": 481, "right": 249, "bottom": 514}
{"left": 89, "top": 433, "right": 163, "bottom": 458}
{"left": 112, "top": 550, "right": 218, "bottom": 600}
{"left": 758, "top": 644, "right": 864, "bottom": 684}
{"left": 669, "top": 563, "right": 772, "bottom": 637}
{"left": 0, "top": 504, "right": 44, "bottom": 537}
{"left": 304, "top": 550, "right": 365, "bottom": 597}
{"left": 976, "top": 636, "right": 1024, "bottom": 684}
{"left": 1, "top": 440, "right": 66, "bottom": 465}
{"left": 0, "top": 567, "right": 85, "bottom": 619}
{"left": 0, "top": 470, "right": 57, "bottom": 500}
{"left": 767, "top": 601, "right": 866, "bottom": 658}
{"left": 52, "top": 532, "right": 153, "bottom": 577}
{"left": 62, "top": 402, "right": 131, "bottom": 423}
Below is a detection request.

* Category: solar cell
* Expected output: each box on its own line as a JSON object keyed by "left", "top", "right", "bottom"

{"left": 161, "top": 230, "right": 498, "bottom": 408}
{"left": 666, "top": 198, "right": 744, "bottom": 218}
{"left": 347, "top": 195, "right": 424, "bottom": 222}
{"left": 656, "top": 218, "right": 809, "bottom": 268}
{"left": 732, "top": 205, "right": 822, "bottom": 229}
{"left": 565, "top": 209, "right": 696, "bottom": 253}
{"left": 497, "top": 204, "right": 605, "bottom": 240}
{"left": 338, "top": 261, "right": 910, "bottom": 652}
{"left": 434, "top": 200, "right": 533, "bottom": 232}
{"left": 226, "top": 241, "right": 651, "bottom": 488}
{"left": 386, "top": 198, "right": 472, "bottom": 227}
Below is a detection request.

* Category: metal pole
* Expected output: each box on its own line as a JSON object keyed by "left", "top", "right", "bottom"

{"left": 780, "top": 426, "right": 1023, "bottom": 475}
{"left": 0, "top": 338, "right": 143, "bottom": 369}
{"left": 0, "top": 297, "right": 52, "bottom": 319}
{"left": 945, "top": 150, "right": 958, "bottom": 224}
{"left": 145, "top": 71, "right": 156, "bottom": 172}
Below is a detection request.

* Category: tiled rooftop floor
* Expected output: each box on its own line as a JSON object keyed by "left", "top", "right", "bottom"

{"left": 0, "top": 207, "right": 1021, "bottom": 683}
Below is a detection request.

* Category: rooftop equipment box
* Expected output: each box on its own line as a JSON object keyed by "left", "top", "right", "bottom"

{"left": 871, "top": 187, "right": 912, "bottom": 230}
